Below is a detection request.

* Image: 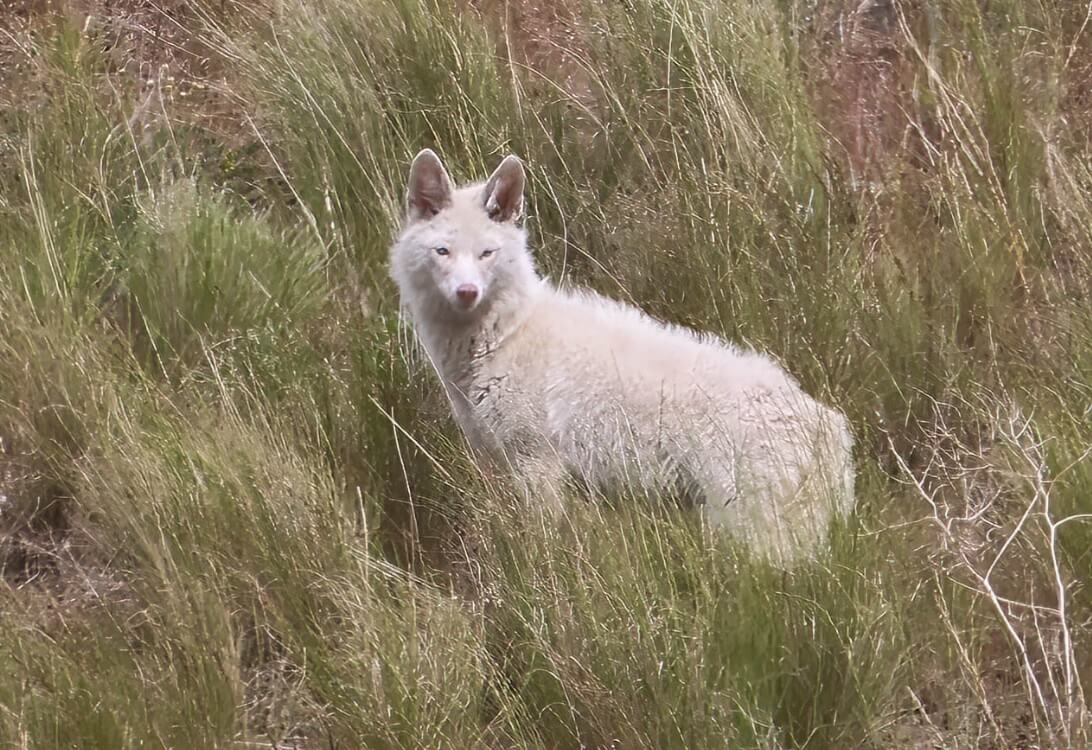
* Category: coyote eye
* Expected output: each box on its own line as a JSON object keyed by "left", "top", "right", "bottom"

{"left": 434, "top": 247, "right": 450, "bottom": 256}
{"left": 479, "top": 249, "right": 496, "bottom": 259}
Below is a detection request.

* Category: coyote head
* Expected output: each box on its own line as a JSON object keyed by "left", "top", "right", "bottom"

{"left": 390, "top": 149, "right": 537, "bottom": 321}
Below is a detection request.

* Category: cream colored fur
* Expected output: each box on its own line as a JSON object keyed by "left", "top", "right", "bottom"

{"left": 390, "top": 149, "right": 855, "bottom": 564}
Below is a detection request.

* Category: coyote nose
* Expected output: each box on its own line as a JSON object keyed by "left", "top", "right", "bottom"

{"left": 456, "top": 284, "right": 479, "bottom": 305}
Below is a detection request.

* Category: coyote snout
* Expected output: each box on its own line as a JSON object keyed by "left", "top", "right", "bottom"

{"left": 455, "top": 283, "right": 480, "bottom": 307}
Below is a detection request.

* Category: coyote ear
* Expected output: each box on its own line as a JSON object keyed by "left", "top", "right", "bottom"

{"left": 406, "top": 148, "right": 453, "bottom": 221}
{"left": 482, "top": 155, "right": 525, "bottom": 223}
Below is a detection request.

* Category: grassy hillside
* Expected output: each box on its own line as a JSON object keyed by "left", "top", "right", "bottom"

{"left": 1, "top": 0, "right": 1090, "bottom": 746}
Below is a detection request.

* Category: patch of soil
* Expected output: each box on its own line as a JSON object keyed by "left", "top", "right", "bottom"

{"left": 467, "top": 0, "right": 595, "bottom": 106}
{"left": 1, "top": 444, "right": 69, "bottom": 585}
{"left": 0, "top": 434, "right": 135, "bottom": 636}
{"left": 804, "top": 0, "right": 940, "bottom": 192}
{"left": 0, "top": 0, "right": 258, "bottom": 168}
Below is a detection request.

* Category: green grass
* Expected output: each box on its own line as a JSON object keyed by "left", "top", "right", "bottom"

{"left": 1, "top": 0, "right": 1090, "bottom": 747}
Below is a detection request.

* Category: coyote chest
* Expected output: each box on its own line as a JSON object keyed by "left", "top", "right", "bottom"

{"left": 427, "top": 325, "right": 531, "bottom": 457}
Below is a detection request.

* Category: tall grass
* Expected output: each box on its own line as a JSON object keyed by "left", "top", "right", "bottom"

{"left": 0, "top": 0, "right": 1090, "bottom": 747}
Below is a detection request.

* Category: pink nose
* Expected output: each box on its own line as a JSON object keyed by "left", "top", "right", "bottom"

{"left": 455, "top": 284, "right": 479, "bottom": 305}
